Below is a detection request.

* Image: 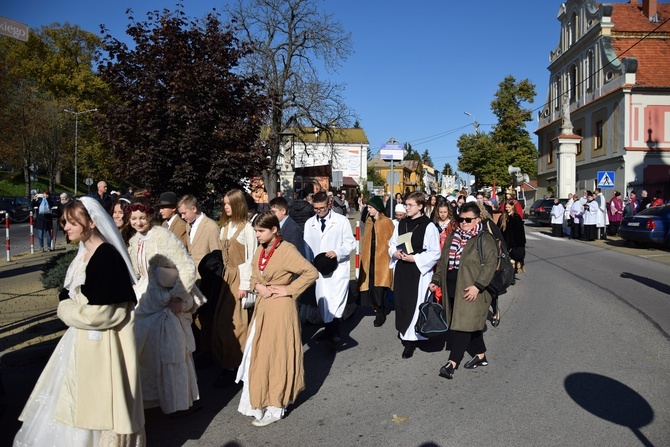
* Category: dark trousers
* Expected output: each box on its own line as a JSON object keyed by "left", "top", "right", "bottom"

{"left": 551, "top": 223, "right": 563, "bottom": 237}
{"left": 448, "top": 330, "right": 486, "bottom": 366}
{"left": 571, "top": 220, "right": 582, "bottom": 240}
{"left": 584, "top": 225, "right": 597, "bottom": 241}
{"left": 325, "top": 318, "right": 341, "bottom": 339}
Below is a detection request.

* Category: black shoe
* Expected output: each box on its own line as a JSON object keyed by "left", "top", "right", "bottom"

{"left": 491, "top": 309, "right": 500, "bottom": 328}
{"left": 439, "top": 362, "right": 455, "bottom": 379}
{"left": 401, "top": 344, "right": 416, "bottom": 359}
{"left": 327, "top": 336, "right": 342, "bottom": 352}
{"left": 463, "top": 355, "right": 488, "bottom": 369}
{"left": 373, "top": 313, "right": 386, "bottom": 327}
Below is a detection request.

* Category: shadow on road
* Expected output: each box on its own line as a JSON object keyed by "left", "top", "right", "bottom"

{"left": 564, "top": 372, "right": 655, "bottom": 447}
{"left": 620, "top": 272, "right": 670, "bottom": 295}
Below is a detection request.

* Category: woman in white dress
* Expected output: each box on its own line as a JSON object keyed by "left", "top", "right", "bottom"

{"left": 13, "top": 197, "right": 145, "bottom": 447}
{"left": 126, "top": 201, "right": 203, "bottom": 415}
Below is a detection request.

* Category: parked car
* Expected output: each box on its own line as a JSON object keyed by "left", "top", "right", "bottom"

{"left": 618, "top": 205, "right": 670, "bottom": 247}
{"left": 528, "top": 198, "right": 569, "bottom": 225}
{"left": 0, "top": 196, "right": 32, "bottom": 224}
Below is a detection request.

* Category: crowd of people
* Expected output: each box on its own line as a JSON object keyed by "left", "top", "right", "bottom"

{"left": 16, "top": 179, "right": 666, "bottom": 444}
{"left": 546, "top": 188, "right": 668, "bottom": 241}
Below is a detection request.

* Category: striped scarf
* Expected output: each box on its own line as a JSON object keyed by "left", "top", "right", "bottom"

{"left": 447, "top": 222, "right": 482, "bottom": 270}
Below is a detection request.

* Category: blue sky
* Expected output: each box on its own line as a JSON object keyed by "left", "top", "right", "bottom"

{"left": 4, "top": 0, "right": 570, "bottom": 176}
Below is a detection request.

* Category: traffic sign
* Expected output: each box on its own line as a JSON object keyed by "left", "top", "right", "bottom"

{"left": 597, "top": 171, "right": 615, "bottom": 188}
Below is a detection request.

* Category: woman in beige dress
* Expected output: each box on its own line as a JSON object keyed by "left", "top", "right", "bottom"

{"left": 237, "top": 212, "right": 318, "bottom": 427}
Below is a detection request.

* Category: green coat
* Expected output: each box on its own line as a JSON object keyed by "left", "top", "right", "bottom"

{"left": 431, "top": 232, "right": 497, "bottom": 332}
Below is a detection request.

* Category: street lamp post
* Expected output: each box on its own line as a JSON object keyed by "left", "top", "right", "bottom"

{"left": 64, "top": 108, "right": 97, "bottom": 196}
{"left": 463, "top": 112, "right": 479, "bottom": 193}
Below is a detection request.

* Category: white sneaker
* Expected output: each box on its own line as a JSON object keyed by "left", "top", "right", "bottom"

{"left": 251, "top": 412, "right": 281, "bottom": 427}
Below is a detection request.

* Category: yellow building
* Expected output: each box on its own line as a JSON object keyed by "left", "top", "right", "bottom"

{"left": 368, "top": 157, "right": 423, "bottom": 196}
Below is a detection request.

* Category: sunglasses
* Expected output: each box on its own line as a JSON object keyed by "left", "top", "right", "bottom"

{"left": 456, "top": 216, "right": 477, "bottom": 223}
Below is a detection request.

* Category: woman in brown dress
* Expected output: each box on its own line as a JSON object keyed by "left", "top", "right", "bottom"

{"left": 236, "top": 212, "right": 318, "bottom": 427}
{"left": 212, "top": 189, "right": 257, "bottom": 387}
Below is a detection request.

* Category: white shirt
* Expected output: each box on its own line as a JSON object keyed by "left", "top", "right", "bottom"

{"left": 188, "top": 213, "right": 205, "bottom": 245}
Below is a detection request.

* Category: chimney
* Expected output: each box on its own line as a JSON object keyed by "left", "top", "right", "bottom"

{"left": 643, "top": 0, "right": 658, "bottom": 20}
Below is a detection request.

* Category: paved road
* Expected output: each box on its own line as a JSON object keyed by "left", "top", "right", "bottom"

{"left": 1, "top": 224, "right": 669, "bottom": 446}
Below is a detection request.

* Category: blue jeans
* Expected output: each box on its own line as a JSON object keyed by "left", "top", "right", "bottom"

{"left": 36, "top": 228, "right": 52, "bottom": 249}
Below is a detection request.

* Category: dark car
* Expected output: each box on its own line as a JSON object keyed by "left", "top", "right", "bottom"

{"left": 0, "top": 196, "right": 32, "bottom": 224}
{"left": 618, "top": 205, "right": 670, "bottom": 247}
{"left": 528, "top": 198, "right": 568, "bottom": 225}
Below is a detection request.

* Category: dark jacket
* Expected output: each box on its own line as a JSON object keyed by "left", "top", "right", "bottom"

{"left": 280, "top": 215, "right": 305, "bottom": 256}
{"left": 31, "top": 197, "right": 53, "bottom": 231}
{"left": 291, "top": 199, "right": 314, "bottom": 231}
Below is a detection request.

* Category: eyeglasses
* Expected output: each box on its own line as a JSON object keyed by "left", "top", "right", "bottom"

{"left": 313, "top": 206, "right": 328, "bottom": 212}
{"left": 456, "top": 216, "right": 478, "bottom": 223}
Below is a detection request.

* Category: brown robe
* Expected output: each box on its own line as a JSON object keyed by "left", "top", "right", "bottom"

{"left": 357, "top": 213, "right": 394, "bottom": 292}
{"left": 213, "top": 224, "right": 250, "bottom": 370}
{"left": 248, "top": 242, "right": 318, "bottom": 408}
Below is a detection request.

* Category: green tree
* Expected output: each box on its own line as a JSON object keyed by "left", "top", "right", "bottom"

{"left": 0, "top": 24, "right": 105, "bottom": 195}
{"left": 442, "top": 162, "right": 454, "bottom": 176}
{"left": 457, "top": 75, "right": 537, "bottom": 189}
{"left": 228, "top": 0, "right": 354, "bottom": 197}
{"left": 98, "top": 8, "right": 267, "bottom": 198}
{"left": 367, "top": 165, "right": 385, "bottom": 186}
{"left": 420, "top": 149, "right": 433, "bottom": 167}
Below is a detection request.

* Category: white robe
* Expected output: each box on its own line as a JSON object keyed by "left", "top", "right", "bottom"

{"left": 583, "top": 201, "right": 598, "bottom": 226}
{"left": 551, "top": 203, "right": 565, "bottom": 225}
{"left": 303, "top": 211, "right": 356, "bottom": 322}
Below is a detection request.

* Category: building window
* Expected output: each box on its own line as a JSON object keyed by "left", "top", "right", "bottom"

{"left": 595, "top": 120, "right": 603, "bottom": 148}
{"left": 569, "top": 13, "right": 578, "bottom": 45}
{"left": 548, "top": 137, "right": 553, "bottom": 165}
{"left": 570, "top": 65, "right": 578, "bottom": 103}
{"left": 575, "top": 128, "right": 583, "bottom": 155}
{"left": 556, "top": 76, "right": 562, "bottom": 110}
{"left": 587, "top": 51, "right": 595, "bottom": 92}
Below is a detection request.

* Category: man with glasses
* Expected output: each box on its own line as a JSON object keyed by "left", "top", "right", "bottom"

{"left": 304, "top": 191, "right": 356, "bottom": 350}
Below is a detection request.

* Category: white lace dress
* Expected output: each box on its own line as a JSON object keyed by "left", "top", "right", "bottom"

{"left": 130, "top": 227, "right": 199, "bottom": 414}
{"left": 13, "top": 250, "right": 145, "bottom": 447}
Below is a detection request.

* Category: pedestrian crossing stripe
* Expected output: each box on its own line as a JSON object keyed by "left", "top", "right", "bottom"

{"left": 597, "top": 171, "right": 615, "bottom": 188}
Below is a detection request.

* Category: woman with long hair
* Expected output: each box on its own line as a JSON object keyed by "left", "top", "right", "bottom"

{"left": 14, "top": 197, "right": 145, "bottom": 446}
{"left": 236, "top": 212, "right": 317, "bottom": 427}
{"left": 497, "top": 200, "right": 526, "bottom": 273}
{"left": 424, "top": 194, "right": 437, "bottom": 220}
{"left": 212, "top": 189, "right": 257, "bottom": 387}
{"left": 112, "top": 197, "right": 133, "bottom": 245}
{"left": 126, "top": 200, "right": 202, "bottom": 415}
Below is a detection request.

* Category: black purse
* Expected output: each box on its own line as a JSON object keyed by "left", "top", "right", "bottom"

{"left": 415, "top": 289, "right": 449, "bottom": 338}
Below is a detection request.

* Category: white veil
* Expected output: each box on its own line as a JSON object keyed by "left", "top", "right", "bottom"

{"left": 78, "top": 196, "right": 137, "bottom": 284}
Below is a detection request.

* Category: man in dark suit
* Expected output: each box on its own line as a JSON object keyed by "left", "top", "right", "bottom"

{"left": 269, "top": 196, "right": 304, "bottom": 256}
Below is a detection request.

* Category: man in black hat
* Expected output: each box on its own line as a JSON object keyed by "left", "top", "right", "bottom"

{"left": 157, "top": 191, "right": 189, "bottom": 248}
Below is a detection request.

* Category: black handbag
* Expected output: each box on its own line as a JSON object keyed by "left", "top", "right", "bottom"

{"left": 415, "top": 289, "right": 449, "bottom": 338}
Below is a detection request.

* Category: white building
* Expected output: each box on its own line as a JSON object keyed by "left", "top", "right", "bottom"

{"left": 535, "top": 0, "right": 670, "bottom": 200}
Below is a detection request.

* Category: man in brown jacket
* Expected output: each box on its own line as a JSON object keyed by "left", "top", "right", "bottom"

{"left": 178, "top": 194, "right": 221, "bottom": 366}
{"left": 157, "top": 191, "right": 189, "bottom": 248}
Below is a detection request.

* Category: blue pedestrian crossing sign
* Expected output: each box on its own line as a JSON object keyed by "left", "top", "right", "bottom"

{"left": 597, "top": 171, "right": 615, "bottom": 188}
